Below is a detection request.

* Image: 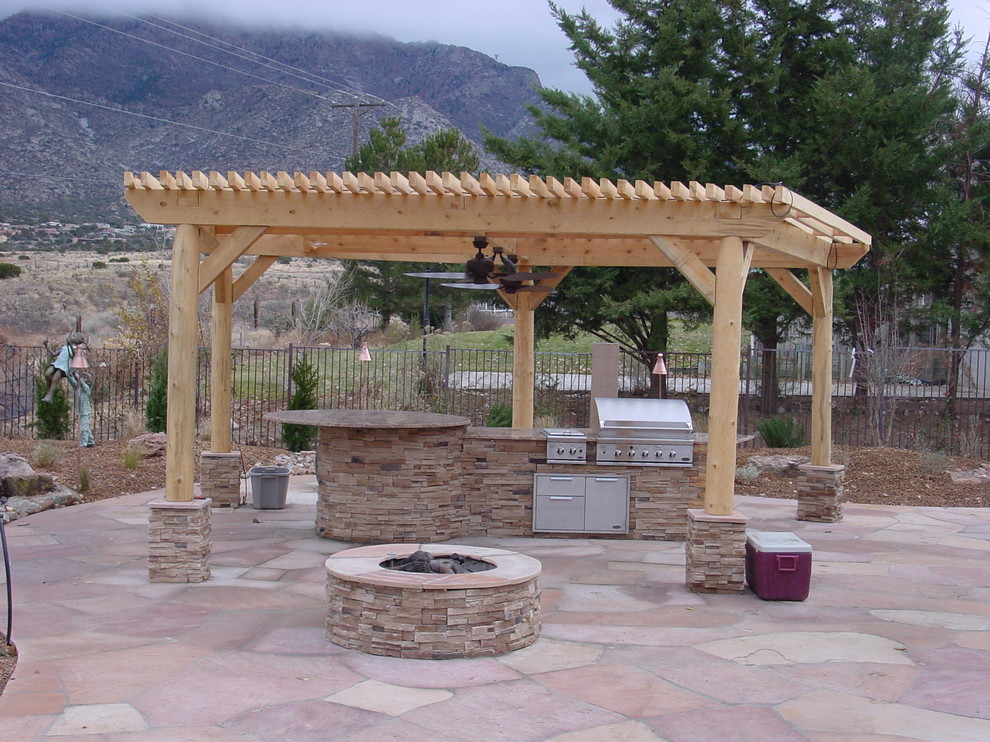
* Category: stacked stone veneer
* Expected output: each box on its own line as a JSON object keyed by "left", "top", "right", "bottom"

{"left": 460, "top": 429, "right": 707, "bottom": 541}
{"left": 796, "top": 463, "right": 846, "bottom": 522}
{"left": 325, "top": 544, "right": 541, "bottom": 659}
{"left": 148, "top": 499, "right": 211, "bottom": 583}
{"left": 199, "top": 451, "right": 242, "bottom": 508}
{"left": 313, "top": 425, "right": 709, "bottom": 542}
{"left": 315, "top": 424, "right": 469, "bottom": 542}
{"left": 685, "top": 509, "right": 747, "bottom": 593}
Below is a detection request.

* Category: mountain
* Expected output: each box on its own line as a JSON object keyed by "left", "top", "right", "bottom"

{"left": 0, "top": 11, "right": 544, "bottom": 219}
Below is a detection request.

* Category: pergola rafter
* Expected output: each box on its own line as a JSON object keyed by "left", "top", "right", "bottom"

{"left": 124, "top": 169, "right": 870, "bottom": 525}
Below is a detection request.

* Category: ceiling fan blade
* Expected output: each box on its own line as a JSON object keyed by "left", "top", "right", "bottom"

{"left": 441, "top": 282, "right": 500, "bottom": 290}
{"left": 498, "top": 272, "right": 560, "bottom": 283}
{"left": 404, "top": 271, "right": 472, "bottom": 280}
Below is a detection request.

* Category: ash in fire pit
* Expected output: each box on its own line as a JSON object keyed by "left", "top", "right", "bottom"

{"left": 381, "top": 549, "right": 495, "bottom": 574}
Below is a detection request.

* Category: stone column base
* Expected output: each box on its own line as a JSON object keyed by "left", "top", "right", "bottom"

{"left": 796, "top": 463, "right": 845, "bottom": 523}
{"left": 148, "top": 499, "right": 211, "bottom": 583}
{"left": 685, "top": 509, "right": 748, "bottom": 594}
{"left": 200, "top": 451, "right": 243, "bottom": 508}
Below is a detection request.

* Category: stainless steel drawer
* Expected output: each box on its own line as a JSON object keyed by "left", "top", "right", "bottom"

{"left": 533, "top": 494, "right": 586, "bottom": 532}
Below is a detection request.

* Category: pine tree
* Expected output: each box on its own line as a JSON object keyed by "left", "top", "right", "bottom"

{"left": 33, "top": 373, "right": 71, "bottom": 440}
{"left": 282, "top": 353, "right": 319, "bottom": 452}
{"left": 343, "top": 117, "right": 480, "bottom": 330}
{"left": 145, "top": 347, "right": 168, "bottom": 433}
{"left": 485, "top": 0, "right": 963, "bottom": 386}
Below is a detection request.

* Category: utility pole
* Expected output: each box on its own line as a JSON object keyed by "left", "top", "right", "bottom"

{"left": 329, "top": 101, "right": 387, "bottom": 158}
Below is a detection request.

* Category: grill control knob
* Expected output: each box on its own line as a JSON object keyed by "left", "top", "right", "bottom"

{"left": 569, "top": 447, "right": 579, "bottom": 455}
{"left": 627, "top": 449, "right": 636, "bottom": 458}
{"left": 641, "top": 450, "right": 650, "bottom": 458}
{"left": 556, "top": 447, "right": 566, "bottom": 455}
{"left": 655, "top": 450, "right": 664, "bottom": 458}
{"left": 668, "top": 451, "right": 677, "bottom": 458}
{"left": 613, "top": 449, "right": 623, "bottom": 457}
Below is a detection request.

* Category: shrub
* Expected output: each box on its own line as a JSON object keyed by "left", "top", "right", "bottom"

{"left": 756, "top": 415, "right": 805, "bottom": 448}
{"left": 91, "top": 261, "right": 107, "bottom": 269}
{"left": 78, "top": 468, "right": 91, "bottom": 493}
{"left": 735, "top": 464, "right": 760, "bottom": 484}
{"left": 33, "top": 374, "right": 72, "bottom": 440}
{"left": 123, "top": 447, "right": 142, "bottom": 470}
{"left": 918, "top": 449, "right": 949, "bottom": 476}
{"left": 486, "top": 402, "right": 512, "bottom": 427}
{"left": 30, "top": 441, "right": 61, "bottom": 469}
{"left": 282, "top": 353, "right": 319, "bottom": 452}
{"left": 0, "top": 262, "right": 21, "bottom": 279}
{"left": 145, "top": 347, "right": 168, "bottom": 433}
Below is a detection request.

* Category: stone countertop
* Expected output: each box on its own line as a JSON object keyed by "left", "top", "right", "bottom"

{"left": 467, "top": 427, "right": 718, "bottom": 444}
{"left": 264, "top": 409, "right": 471, "bottom": 429}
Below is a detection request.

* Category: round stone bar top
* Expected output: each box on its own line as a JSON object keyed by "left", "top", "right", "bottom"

{"left": 326, "top": 543, "right": 542, "bottom": 590}
{"left": 265, "top": 409, "right": 471, "bottom": 429}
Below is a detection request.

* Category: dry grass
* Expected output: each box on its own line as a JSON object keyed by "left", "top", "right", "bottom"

{"left": 0, "top": 250, "right": 337, "bottom": 346}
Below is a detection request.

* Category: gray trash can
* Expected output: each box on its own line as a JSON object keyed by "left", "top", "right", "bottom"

{"left": 249, "top": 465, "right": 290, "bottom": 509}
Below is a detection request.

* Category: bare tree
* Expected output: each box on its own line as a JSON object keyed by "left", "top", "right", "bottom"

{"left": 297, "top": 271, "right": 352, "bottom": 345}
{"left": 854, "top": 293, "right": 924, "bottom": 447}
{"left": 326, "top": 301, "right": 380, "bottom": 349}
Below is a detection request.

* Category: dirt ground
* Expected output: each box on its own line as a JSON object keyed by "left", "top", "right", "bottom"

{"left": 2, "top": 438, "right": 989, "bottom": 695}
{"left": 5, "top": 438, "right": 987, "bottom": 510}
{"left": 735, "top": 445, "right": 990, "bottom": 508}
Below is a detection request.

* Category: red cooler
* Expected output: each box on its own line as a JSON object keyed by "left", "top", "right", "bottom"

{"left": 745, "top": 531, "right": 812, "bottom": 601}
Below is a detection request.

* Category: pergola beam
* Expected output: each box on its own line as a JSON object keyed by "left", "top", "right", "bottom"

{"left": 650, "top": 237, "right": 716, "bottom": 306}
{"left": 197, "top": 225, "right": 269, "bottom": 293}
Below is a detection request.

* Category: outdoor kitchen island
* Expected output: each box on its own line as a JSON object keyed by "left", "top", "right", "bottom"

{"left": 265, "top": 408, "right": 707, "bottom": 543}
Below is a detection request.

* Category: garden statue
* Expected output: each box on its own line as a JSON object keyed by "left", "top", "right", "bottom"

{"left": 76, "top": 372, "right": 95, "bottom": 448}
{"left": 40, "top": 331, "right": 94, "bottom": 447}
{"left": 41, "top": 332, "right": 86, "bottom": 403}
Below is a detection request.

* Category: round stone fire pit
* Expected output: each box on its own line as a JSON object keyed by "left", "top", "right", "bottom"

{"left": 325, "top": 543, "right": 541, "bottom": 659}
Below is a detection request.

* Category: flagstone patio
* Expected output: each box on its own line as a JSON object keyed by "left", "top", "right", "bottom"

{"left": 1, "top": 478, "right": 989, "bottom": 741}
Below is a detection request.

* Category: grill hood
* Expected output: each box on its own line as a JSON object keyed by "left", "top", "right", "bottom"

{"left": 592, "top": 398, "right": 693, "bottom": 438}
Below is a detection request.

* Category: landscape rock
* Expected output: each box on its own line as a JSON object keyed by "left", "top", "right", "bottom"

{"left": 3, "top": 484, "right": 82, "bottom": 522}
{"left": 127, "top": 433, "right": 167, "bottom": 457}
{"left": 273, "top": 451, "right": 316, "bottom": 475}
{"left": 949, "top": 466, "right": 990, "bottom": 485}
{"left": 0, "top": 453, "right": 56, "bottom": 499}
{"left": 746, "top": 454, "right": 809, "bottom": 477}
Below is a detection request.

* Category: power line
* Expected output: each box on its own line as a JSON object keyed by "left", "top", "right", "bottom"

{"left": 0, "top": 170, "right": 119, "bottom": 185}
{"left": 41, "top": 7, "right": 359, "bottom": 108}
{"left": 133, "top": 11, "right": 395, "bottom": 108}
{"left": 0, "top": 80, "right": 325, "bottom": 156}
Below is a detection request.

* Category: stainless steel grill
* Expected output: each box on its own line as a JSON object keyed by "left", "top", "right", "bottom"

{"left": 592, "top": 397, "right": 694, "bottom": 467}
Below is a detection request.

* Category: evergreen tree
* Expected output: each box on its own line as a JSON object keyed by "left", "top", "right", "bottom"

{"left": 282, "top": 353, "right": 319, "bottom": 452}
{"left": 33, "top": 371, "right": 71, "bottom": 440}
{"left": 485, "top": 0, "right": 963, "bottom": 385}
{"left": 145, "top": 347, "right": 168, "bottom": 433}
{"left": 343, "top": 117, "right": 480, "bottom": 330}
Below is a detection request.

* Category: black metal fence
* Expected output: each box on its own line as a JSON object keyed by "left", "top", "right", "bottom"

{"left": 3, "top": 343, "right": 989, "bottom": 456}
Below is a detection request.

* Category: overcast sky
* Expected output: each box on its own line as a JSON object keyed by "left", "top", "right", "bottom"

{"left": 0, "top": 1, "right": 987, "bottom": 94}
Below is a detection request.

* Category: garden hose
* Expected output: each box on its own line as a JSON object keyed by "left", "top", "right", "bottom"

{"left": 0, "top": 510, "right": 11, "bottom": 646}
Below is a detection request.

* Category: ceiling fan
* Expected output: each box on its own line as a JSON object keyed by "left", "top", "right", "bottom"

{"left": 405, "top": 237, "right": 558, "bottom": 294}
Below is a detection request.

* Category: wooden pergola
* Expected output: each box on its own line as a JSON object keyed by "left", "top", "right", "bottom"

{"left": 124, "top": 169, "right": 869, "bottom": 520}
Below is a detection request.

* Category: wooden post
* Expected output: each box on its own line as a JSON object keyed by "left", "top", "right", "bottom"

{"left": 165, "top": 225, "right": 201, "bottom": 502}
{"left": 512, "top": 294, "right": 535, "bottom": 428}
{"left": 704, "top": 236, "right": 752, "bottom": 515}
{"left": 210, "top": 267, "right": 233, "bottom": 452}
{"left": 809, "top": 267, "right": 834, "bottom": 466}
